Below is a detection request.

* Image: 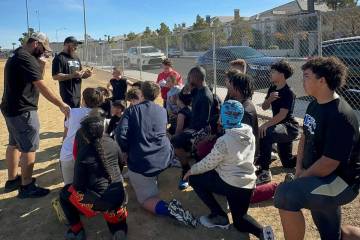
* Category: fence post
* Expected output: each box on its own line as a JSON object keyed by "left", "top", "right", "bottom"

{"left": 165, "top": 36, "right": 169, "bottom": 58}
{"left": 317, "top": 12, "right": 322, "bottom": 57}
{"left": 212, "top": 30, "right": 217, "bottom": 94}
{"left": 101, "top": 42, "right": 104, "bottom": 68}
{"left": 121, "top": 40, "right": 125, "bottom": 74}
{"left": 139, "top": 39, "right": 142, "bottom": 81}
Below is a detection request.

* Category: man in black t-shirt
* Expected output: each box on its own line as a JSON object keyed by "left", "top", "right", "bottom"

{"left": 52, "top": 36, "right": 92, "bottom": 108}
{"left": 1, "top": 32, "right": 70, "bottom": 198}
{"left": 274, "top": 57, "right": 359, "bottom": 240}
{"left": 172, "top": 66, "right": 213, "bottom": 190}
{"left": 256, "top": 60, "right": 300, "bottom": 185}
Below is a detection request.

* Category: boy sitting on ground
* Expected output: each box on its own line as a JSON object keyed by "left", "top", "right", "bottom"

{"left": 256, "top": 60, "right": 300, "bottom": 185}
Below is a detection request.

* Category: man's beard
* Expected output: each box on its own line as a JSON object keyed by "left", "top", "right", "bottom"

{"left": 32, "top": 47, "right": 44, "bottom": 58}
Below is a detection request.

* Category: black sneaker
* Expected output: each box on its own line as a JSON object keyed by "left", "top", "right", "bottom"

{"left": 168, "top": 199, "right": 198, "bottom": 228}
{"left": 17, "top": 179, "right": 50, "bottom": 199}
{"left": 199, "top": 214, "right": 230, "bottom": 229}
{"left": 65, "top": 229, "right": 86, "bottom": 240}
{"left": 256, "top": 170, "right": 272, "bottom": 185}
{"left": 4, "top": 175, "right": 21, "bottom": 193}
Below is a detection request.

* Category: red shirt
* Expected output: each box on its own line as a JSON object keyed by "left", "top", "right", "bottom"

{"left": 156, "top": 70, "right": 183, "bottom": 100}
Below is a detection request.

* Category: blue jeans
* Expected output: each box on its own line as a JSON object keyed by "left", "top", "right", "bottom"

{"left": 258, "top": 123, "right": 299, "bottom": 170}
{"left": 274, "top": 174, "right": 359, "bottom": 240}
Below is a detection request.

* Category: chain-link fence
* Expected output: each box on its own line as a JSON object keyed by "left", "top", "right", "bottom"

{"left": 80, "top": 7, "right": 360, "bottom": 120}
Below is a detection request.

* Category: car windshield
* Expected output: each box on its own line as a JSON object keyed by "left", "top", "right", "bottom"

{"left": 141, "top": 47, "right": 160, "bottom": 53}
{"left": 229, "top": 47, "right": 265, "bottom": 59}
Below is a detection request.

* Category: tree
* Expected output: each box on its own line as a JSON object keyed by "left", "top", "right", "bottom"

{"left": 183, "top": 15, "right": 212, "bottom": 51}
{"left": 143, "top": 26, "right": 153, "bottom": 38}
{"left": 156, "top": 22, "right": 171, "bottom": 36}
{"left": 324, "top": 0, "right": 358, "bottom": 10}
{"left": 125, "top": 32, "right": 138, "bottom": 41}
{"left": 18, "top": 27, "right": 35, "bottom": 45}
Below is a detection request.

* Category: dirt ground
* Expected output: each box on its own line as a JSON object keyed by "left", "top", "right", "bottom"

{"left": 0, "top": 59, "right": 359, "bottom": 240}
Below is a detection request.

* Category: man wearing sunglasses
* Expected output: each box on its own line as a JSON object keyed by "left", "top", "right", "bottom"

{"left": 1, "top": 32, "right": 70, "bottom": 198}
{"left": 52, "top": 36, "right": 92, "bottom": 109}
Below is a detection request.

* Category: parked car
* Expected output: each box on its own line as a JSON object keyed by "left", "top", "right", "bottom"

{"left": 168, "top": 48, "right": 181, "bottom": 58}
{"left": 322, "top": 36, "right": 360, "bottom": 109}
{"left": 197, "top": 46, "right": 281, "bottom": 89}
{"left": 127, "top": 46, "right": 166, "bottom": 69}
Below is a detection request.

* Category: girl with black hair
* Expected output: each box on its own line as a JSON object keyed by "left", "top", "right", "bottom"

{"left": 59, "top": 114, "right": 127, "bottom": 240}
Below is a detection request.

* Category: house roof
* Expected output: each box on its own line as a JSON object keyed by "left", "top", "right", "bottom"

{"left": 250, "top": 0, "right": 330, "bottom": 20}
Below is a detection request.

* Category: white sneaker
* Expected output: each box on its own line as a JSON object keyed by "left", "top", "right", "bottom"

{"left": 262, "top": 226, "right": 275, "bottom": 240}
{"left": 199, "top": 214, "right": 230, "bottom": 229}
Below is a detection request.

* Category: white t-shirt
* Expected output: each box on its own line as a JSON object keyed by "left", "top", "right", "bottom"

{"left": 60, "top": 108, "right": 91, "bottom": 162}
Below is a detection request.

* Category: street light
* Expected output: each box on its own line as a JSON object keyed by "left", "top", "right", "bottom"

{"left": 25, "top": 0, "right": 30, "bottom": 36}
{"left": 82, "top": 0, "right": 88, "bottom": 64}
{"left": 35, "top": 10, "right": 40, "bottom": 32}
{"left": 56, "top": 27, "right": 67, "bottom": 52}
{"left": 12, "top": 43, "right": 16, "bottom": 51}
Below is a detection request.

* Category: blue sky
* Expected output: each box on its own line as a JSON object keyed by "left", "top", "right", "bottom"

{"left": 0, "top": 0, "right": 292, "bottom": 49}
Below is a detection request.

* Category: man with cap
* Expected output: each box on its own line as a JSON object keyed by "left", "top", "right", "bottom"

{"left": 52, "top": 36, "right": 92, "bottom": 108}
{"left": 1, "top": 32, "right": 70, "bottom": 198}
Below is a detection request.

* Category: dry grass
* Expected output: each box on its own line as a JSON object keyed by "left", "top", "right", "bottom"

{"left": 0, "top": 59, "right": 359, "bottom": 240}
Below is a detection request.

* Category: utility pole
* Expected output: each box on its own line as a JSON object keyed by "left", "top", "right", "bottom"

{"left": 82, "top": 0, "right": 88, "bottom": 64}
{"left": 35, "top": 10, "right": 40, "bottom": 31}
{"left": 25, "top": 0, "right": 30, "bottom": 36}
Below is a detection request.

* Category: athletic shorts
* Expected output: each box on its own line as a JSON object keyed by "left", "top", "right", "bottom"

{"left": 4, "top": 111, "right": 40, "bottom": 152}
{"left": 127, "top": 170, "right": 159, "bottom": 204}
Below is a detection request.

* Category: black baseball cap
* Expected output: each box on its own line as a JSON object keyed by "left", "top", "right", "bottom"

{"left": 64, "top": 36, "right": 83, "bottom": 45}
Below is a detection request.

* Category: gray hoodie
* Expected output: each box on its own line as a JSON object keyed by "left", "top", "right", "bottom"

{"left": 191, "top": 124, "right": 257, "bottom": 189}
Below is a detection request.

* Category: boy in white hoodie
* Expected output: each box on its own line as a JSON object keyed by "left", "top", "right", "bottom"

{"left": 184, "top": 100, "right": 274, "bottom": 240}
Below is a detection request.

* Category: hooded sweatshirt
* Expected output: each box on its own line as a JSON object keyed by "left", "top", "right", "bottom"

{"left": 190, "top": 124, "right": 257, "bottom": 189}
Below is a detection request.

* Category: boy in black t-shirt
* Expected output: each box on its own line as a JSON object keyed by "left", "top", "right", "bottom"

{"left": 274, "top": 57, "right": 359, "bottom": 240}
{"left": 256, "top": 60, "right": 299, "bottom": 185}
{"left": 107, "top": 67, "right": 133, "bottom": 101}
{"left": 106, "top": 100, "right": 126, "bottom": 138}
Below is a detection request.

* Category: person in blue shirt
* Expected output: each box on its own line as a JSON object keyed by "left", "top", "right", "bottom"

{"left": 116, "top": 81, "right": 197, "bottom": 228}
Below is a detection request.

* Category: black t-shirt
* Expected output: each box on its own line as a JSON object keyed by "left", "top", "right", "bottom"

{"left": 266, "top": 84, "right": 298, "bottom": 125}
{"left": 242, "top": 99, "right": 260, "bottom": 157}
{"left": 110, "top": 78, "right": 127, "bottom": 101}
{"left": 1, "top": 47, "right": 42, "bottom": 117}
{"left": 100, "top": 98, "right": 112, "bottom": 119}
{"left": 107, "top": 115, "right": 122, "bottom": 136}
{"left": 190, "top": 86, "right": 214, "bottom": 131}
{"left": 178, "top": 106, "right": 192, "bottom": 130}
{"left": 52, "top": 52, "right": 82, "bottom": 108}
{"left": 302, "top": 98, "right": 360, "bottom": 185}
{"left": 73, "top": 135, "right": 124, "bottom": 196}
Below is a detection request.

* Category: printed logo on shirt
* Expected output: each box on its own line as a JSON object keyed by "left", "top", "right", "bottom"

{"left": 304, "top": 114, "right": 316, "bottom": 135}
{"left": 68, "top": 60, "right": 80, "bottom": 69}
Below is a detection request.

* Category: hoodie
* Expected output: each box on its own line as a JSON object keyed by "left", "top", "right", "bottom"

{"left": 190, "top": 124, "right": 257, "bottom": 189}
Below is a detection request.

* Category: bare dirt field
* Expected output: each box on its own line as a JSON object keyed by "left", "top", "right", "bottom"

{"left": 0, "top": 59, "right": 359, "bottom": 240}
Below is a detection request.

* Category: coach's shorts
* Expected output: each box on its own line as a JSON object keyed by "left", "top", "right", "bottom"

{"left": 4, "top": 111, "right": 40, "bottom": 152}
{"left": 127, "top": 169, "right": 159, "bottom": 204}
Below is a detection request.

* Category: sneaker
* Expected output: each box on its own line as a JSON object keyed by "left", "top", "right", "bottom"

{"left": 51, "top": 197, "right": 68, "bottom": 224}
{"left": 256, "top": 170, "right": 272, "bottom": 185}
{"left": 112, "top": 230, "right": 127, "bottom": 240}
{"left": 271, "top": 152, "right": 278, "bottom": 162}
{"left": 65, "top": 229, "right": 86, "bottom": 240}
{"left": 284, "top": 173, "right": 295, "bottom": 183}
{"left": 199, "top": 214, "right": 230, "bottom": 229}
{"left": 178, "top": 178, "right": 189, "bottom": 191}
{"left": 4, "top": 175, "right": 21, "bottom": 193}
{"left": 168, "top": 199, "right": 198, "bottom": 228}
{"left": 17, "top": 179, "right": 50, "bottom": 199}
{"left": 262, "top": 226, "right": 275, "bottom": 240}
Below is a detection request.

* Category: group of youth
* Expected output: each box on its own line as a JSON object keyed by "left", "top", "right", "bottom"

{"left": 1, "top": 33, "right": 359, "bottom": 240}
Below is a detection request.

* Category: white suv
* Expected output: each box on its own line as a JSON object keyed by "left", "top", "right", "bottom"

{"left": 127, "top": 46, "right": 166, "bottom": 68}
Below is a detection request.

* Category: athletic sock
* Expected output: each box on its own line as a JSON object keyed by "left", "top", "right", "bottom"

{"left": 155, "top": 200, "right": 170, "bottom": 216}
